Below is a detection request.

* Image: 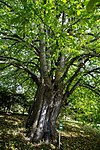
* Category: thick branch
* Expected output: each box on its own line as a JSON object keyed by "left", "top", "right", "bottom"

{"left": 69, "top": 79, "right": 81, "bottom": 96}
{"left": 13, "top": 62, "right": 40, "bottom": 85}
{"left": 62, "top": 62, "right": 100, "bottom": 101}
{"left": 63, "top": 65, "right": 81, "bottom": 100}
{"left": 1, "top": 32, "right": 40, "bottom": 56}
{"left": 63, "top": 78, "right": 81, "bottom": 105}
{"left": 61, "top": 52, "right": 100, "bottom": 81}
{"left": 84, "top": 67, "right": 100, "bottom": 76}
{"left": 2, "top": 37, "right": 20, "bottom": 42}
{"left": 0, "top": 56, "right": 40, "bottom": 85}
{"left": 20, "top": 65, "right": 40, "bottom": 85}
{"left": 0, "top": 0, "right": 13, "bottom": 9}
{"left": 86, "top": 36, "right": 100, "bottom": 44}
{"left": 61, "top": 55, "right": 79, "bottom": 81}
{"left": 80, "top": 83, "right": 100, "bottom": 96}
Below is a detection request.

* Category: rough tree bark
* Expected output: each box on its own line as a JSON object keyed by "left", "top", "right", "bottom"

{"left": 25, "top": 81, "right": 63, "bottom": 144}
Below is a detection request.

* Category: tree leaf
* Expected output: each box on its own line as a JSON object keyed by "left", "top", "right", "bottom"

{"left": 86, "top": 0, "right": 100, "bottom": 12}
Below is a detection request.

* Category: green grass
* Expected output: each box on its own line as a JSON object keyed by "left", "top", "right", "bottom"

{"left": 58, "top": 120, "right": 100, "bottom": 150}
{"left": 0, "top": 112, "right": 100, "bottom": 150}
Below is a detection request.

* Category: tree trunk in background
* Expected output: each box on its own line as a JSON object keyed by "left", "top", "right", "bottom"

{"left": 25, "top": 83, "right": 62, "bottom": 144}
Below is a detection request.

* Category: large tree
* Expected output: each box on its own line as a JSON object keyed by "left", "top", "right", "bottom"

{"left": 0, "top": 0, "right": 100, "bottom": 144}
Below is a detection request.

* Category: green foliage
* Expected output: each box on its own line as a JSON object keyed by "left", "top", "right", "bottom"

{"left": 66, "top": 87, "right": 100, "bottom": 126}
{"left": 86, "top": 0, "right": 100, "bottom": 12}
{"left": 0, "top": 0, "right": 100, "bottom": 125}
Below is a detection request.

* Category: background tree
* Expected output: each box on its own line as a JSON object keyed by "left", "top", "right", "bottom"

{"left": 0, "top": 0, "right": 100, "bottom": 144}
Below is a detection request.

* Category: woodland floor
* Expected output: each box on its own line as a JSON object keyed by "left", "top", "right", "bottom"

{"left": 0, "top": 112, "right": 100, "bottom": 150}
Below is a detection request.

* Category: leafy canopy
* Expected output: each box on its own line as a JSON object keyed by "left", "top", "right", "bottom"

{"left": 0, "top": 0, "right": 100, "bottom": 116}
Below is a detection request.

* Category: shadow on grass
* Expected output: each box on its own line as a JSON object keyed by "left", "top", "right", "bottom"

{"left": 0, "top": 113, "right": 100, "bottom": 150}
{"left": 59, "top": 122, "right": 100, "bottom": 150}
{"left": 0, "top": 113, "right": 34, "bottom": 150}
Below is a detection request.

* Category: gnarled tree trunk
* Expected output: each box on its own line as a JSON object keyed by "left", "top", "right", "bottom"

{"left": 25, "top": 83, "right": 63, "bottom": 144}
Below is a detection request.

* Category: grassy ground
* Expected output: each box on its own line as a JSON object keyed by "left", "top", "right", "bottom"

{"left": 0, "top": 112, "right": 100, "bottom": 150}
